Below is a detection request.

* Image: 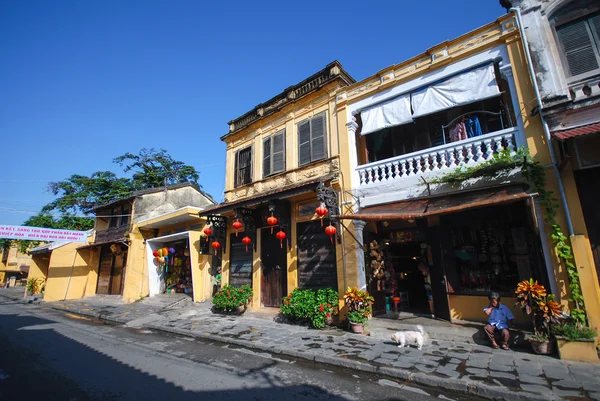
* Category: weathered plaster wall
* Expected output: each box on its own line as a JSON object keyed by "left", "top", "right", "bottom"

{"left": 43, "top": 244, "right": 96, "bottom": 302}
{"left": 133, "top": 187, "right": 214, "bottom": 223}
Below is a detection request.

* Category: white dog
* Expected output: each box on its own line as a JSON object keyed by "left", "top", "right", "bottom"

{"left": 391, "top": 325, "right": 425, "bottom": 350}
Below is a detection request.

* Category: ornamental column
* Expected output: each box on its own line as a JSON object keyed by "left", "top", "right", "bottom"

{"left": 352, "top": 220, "right": 368, "bottom": 291}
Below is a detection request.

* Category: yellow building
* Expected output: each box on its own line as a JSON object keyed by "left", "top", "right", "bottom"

{"left": 200, "top": 61, "right": 358, "bottom": 310}
{"left": 28, "top": 183, "right": 215, "bottom": 303}
{"left": 333, "top": 12, "right": 600, "bottom": 332}
{"left": 0, "top": 245, "right": 33, "bottom": 286}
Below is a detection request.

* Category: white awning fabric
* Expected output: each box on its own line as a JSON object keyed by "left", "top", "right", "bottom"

{"left": 360, "top": 94, "right": 413, "bottom": 136}
{"left": 411, "top": 64, "right": 500, "bottom": 118}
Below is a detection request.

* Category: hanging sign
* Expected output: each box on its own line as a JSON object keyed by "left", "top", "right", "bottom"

{"left": 0, "top": 225, "right": 88, "bottom": 242}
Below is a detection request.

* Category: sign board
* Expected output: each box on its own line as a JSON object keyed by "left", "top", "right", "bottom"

{"left": 0, "top": 225, "right": 87, "bottom": 242}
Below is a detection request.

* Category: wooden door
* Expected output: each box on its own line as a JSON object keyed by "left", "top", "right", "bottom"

{"left": 261, "top": 229, "right": 287, "bottom": 307}
{"left": 575, "top": 167, "right": 600, "bottom": 286}
{"left": 110, "top": 251, "right": 126, "bottom": 295}
{"left": 97, "top": 249, "right": 113, "bottom": 295}
{"left": 426, "top": 219, "right": 452, "bottom": 321}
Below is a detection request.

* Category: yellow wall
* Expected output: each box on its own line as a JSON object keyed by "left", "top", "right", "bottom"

{"left": 28, "top": 255, "right": 50, "bottom": 282}
{"left": 449, "top": 295, "right": 530, "bottom": 326}
{"left": 122, "top": 229, "right": 147, "bottom": 302}
{"left": 43, "top": 244, "right": 97, "bottom": 302}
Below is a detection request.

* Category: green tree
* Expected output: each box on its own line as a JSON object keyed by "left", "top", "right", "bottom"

{"left": 113, "top": 148, "right": 200, "bottom": 190}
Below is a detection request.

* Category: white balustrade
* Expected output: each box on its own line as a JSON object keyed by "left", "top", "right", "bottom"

{"left": 356, "top": 128, "right": 518, "bottom": 187}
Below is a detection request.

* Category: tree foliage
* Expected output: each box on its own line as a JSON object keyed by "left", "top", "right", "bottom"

{"left": 113, "top": 148, "right": 200, "bottom": 191}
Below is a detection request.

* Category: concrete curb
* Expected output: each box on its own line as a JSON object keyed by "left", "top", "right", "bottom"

{"left": 144, "top": 323, "right": 551, "bottom": 401}
{"left": 48, "top": 305, "right": 130, "bottom": 326}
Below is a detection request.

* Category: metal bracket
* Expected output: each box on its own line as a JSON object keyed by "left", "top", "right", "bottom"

{"left": 205, "top": 215, "right": 228, "bottom": 254}
{"left": 235, "top": 208, "right": 257, "bottom": 252}
{"left": 316, "top": 182, "right": 341, "bottom": 244}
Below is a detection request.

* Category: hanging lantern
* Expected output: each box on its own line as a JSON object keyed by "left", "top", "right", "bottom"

{"left": 152, "top": 250, "right": 159, "bottom": 257}
{"left": 315, "top": 204, "right": 328, "bottom": 226}
{"left": 325, "top": 223, "right": 337, "bottom": 245}
{"left": 232, "top": 220, "right": 243, "bottom": 236}
{"left": 211, "top": 240, "right": 221, "bottom": 256}
{"left": 203, "top": 226, "right": 213, "bottom": 237}
{"left": 267, "top": 215, "right": 278, "bottom": 234}
{"left": 242, "top": 236, "right": 252, "bottom": 252}
{"left": 276, "top": 230, "right": 287, "bottom": 249}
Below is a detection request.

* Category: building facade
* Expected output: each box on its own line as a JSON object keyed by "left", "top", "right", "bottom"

{"left": 200, "top": 61, "right": 360, "bottom": 310}
{"left": 509, "top": 0, "right": 600, "bottom": 336}
{"left": 334, "top": 12, "right": 599, "bottom": 328}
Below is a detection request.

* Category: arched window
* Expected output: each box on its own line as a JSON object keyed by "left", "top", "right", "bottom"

{"left": 552, "top": 1, "right": 600, "bottom": 80}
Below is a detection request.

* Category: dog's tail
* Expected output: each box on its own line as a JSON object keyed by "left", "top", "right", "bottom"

{"left": 416, "top": 325, "right": 424, "bottom": 335}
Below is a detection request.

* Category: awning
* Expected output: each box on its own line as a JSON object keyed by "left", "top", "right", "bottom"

{"left": 411, "top": 64, "right": 501, "bottom": 118}
{"left": 199, "top": 174, "right": 335, "bottom": 217}
{"left": 29, "top": 241, "right": 70, "bottom": 255}
{"left": 552, "top": 122, "right": 600, "bottom": 140}
{"left": 340, "top": 185, "right": 532, "bottom": 221}
{"left": 360, "top": 94, "right": 413, "bottom": 136}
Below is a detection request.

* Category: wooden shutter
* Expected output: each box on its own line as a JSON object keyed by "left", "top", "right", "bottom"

{"left": 310, "top": 113, "right": 327, "bottom": 161}
{"left": 298, "top": 121, "right": 311, "bottom": 166}
{"left": 557, "top": 18, "right": 600, "bottom": 77}
{"left": 234, "top": 149, "right": 240, "bottom": 187}
{"left": 263, "top": 137, "right": 271, "bottom": 177}
{"left": 272, "top": 130, "right": 285, "bottom": 174}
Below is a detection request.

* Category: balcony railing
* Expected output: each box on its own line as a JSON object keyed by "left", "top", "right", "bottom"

{"left": 95, "top": 225, "right": 129, "bottom": 244}
{"left": 356, "top": 128, "right": 518, "bottom": 187}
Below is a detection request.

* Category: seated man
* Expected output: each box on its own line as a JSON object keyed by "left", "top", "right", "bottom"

{"left": 483, "top": 291, "right": 514, "bottom": 350}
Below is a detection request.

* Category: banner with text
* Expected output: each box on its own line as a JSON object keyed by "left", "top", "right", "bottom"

{"left": 0, "top": 225, "right": 88, "bottom": 243}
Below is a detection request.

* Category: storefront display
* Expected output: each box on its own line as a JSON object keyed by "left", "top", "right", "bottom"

{"left": 156, "top": 240, "right": 193, "bottom": 295}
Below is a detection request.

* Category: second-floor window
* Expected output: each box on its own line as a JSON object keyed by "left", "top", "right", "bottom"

{"left": 556, "top": 13, "right": 600, "bottom": 80}
{"left": 263, "top": 130, "right": 285, "bottom": 177}
{"left": 109, "top": 209, "right": 120, "bottom": 228}
{"left": 298, "top": 112, "right": 327, "bottom": 166}
{"left": 234, "top": 146, "right": 253, "bottom": 187}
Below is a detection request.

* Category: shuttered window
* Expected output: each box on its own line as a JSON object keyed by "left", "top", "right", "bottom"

{"left": 263, "top": 130, "right": 286, "bottom": 178}
{"left": 556, "top": 13, "right": 600, "bottom": 79}
{"left": 234, "top": 146, "right": 253, "bottom": 187}
{"left": 298, "top": 112, "right": 327, "bottom": 167}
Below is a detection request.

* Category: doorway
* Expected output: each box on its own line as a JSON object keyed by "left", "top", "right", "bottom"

{"left": 96, "top": 246, "right": 126, "bottom": 295}
{"left": 261, "top": 228, "right": 287, "bottom": 307}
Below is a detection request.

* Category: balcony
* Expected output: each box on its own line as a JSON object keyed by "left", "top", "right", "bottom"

{"left": 356, "top": 127, "right": 518, "bottom": 188}
{"left": 95, "top": 225, "right": 129, "bottom": 244}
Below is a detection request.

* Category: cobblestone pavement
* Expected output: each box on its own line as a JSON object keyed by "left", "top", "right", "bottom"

{"left": 2, "top": 289, "right": 598, "bottom": 401}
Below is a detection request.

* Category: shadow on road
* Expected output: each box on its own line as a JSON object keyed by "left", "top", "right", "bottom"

{"left": 0, "top": 313, "right": 399, "bottom": 401}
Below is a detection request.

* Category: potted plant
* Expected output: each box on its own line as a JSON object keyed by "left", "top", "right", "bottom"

{"left": 344, "top": 287, "right": 374, "bottom": 334}
{"left": 212, "top": 284, "right": 253, "bottom": 314}
{"left": 515, "top": 279, "right": 564, "bottom": 354}
{"left": 25, "top": 277, "right": 40, "bottom": 296}
{"left": 552, "top": 319, "right": 599, "bottom": 363}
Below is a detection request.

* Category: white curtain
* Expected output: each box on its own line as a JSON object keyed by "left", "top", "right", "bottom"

{"left": 411, "top": 64, "right": 500, "bottom": 118}
{"left": 360, "top": 94, "right": 413, "bottom": 136}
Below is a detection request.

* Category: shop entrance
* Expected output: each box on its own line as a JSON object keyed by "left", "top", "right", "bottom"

{"left": 261, "top": 228, "right": 287, "bottom": 307}
{"left": 147, "top": 233, "right": 193, "bottom": 297}
{"left": 96, "top": 246, "right": 126, "bottom": 295}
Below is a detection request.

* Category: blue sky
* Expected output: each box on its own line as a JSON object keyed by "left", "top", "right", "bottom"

{"left": 1, "top": 0, "right": 505, "bottom": 226}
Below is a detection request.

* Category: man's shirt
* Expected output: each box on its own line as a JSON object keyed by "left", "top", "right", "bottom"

{"left": 484, "top": 303, "right": 514, "bottom": 330}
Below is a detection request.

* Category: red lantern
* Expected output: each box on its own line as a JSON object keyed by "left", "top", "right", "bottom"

{"left": 242, "top": 236, "right": 252, "bottom": 252}
{"left": 211, "top": 240, "right": 221, "bottom": 256}
{"left": 325, "top": 223, "right": 337, "bottom": 245}
{"left": 315, "top": 204, "right": 328, "bottom": 226}
{"left": 267, "top": 215, "right": 278, "bottom": 234}
{"left": 203, "top": 226, "right": 213, "bottom": 236}
{"left": 276, "top": 230, "right": 287, "bottom": 249}
{"left": 152, "top": 250, "right": 159, "bottom": 257}
{"left": 232, "top": 220, "right": 243, "bottom": 236}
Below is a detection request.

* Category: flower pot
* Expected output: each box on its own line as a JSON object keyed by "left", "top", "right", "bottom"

{"left": 235, "top": 304, "right": 247, "bottom": 315}
{"left": 556, "top": 337, "right": 599, "bottom": 363}
{"left": 529, "top": 338, "right": 554, "bottom": 355}
{"left": 350, "top": 322, "right": 364, "bottom": 334}
{"left": 325, "top": 315, "right": 334, "bottom": 326}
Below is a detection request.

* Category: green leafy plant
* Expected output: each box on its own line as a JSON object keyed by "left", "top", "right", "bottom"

{"left": 552, "top": 321, "right": 598, "bottom": 342}
{"left": 343, "top": 287, "right": 374, "bottom": 318}
{"left": 25, "top": 278, "right": 40, "bottom": 294}
{"left": 431, "top": 147, "right": 587, "bottom": 326}
{"left": 347, "top": 310, "right": 368, "bottom": 325}
{"left": 280, "top": 287, "right": 339, "bottom": 329}
{"left": 212, "top": 284, "right": 253, "bottom": 313}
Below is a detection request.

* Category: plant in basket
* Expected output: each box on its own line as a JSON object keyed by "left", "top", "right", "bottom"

{"left": 515, "top": 278, "right": 564, "bottom": 354}
{"left": 212, "top": 284, "right": 253, "bottom": 314}
{"left": 344, "top": 287, "right": 374, "bottom": 334}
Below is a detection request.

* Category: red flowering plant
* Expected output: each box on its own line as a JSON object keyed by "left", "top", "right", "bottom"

{"left": 280, "top": 287, "right": 339, "bottom": 329}
{"left": 212, "top": 284, "right": 253, "bottom": 313}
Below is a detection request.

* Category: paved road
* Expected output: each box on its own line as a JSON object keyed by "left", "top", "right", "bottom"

{"left": 0, "top": 300, "right": 467, "bottom": 401}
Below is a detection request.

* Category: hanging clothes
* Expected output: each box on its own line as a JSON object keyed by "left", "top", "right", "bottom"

{"left": 465, "top": 116, "right": 483, "bottom": 138}
{"left": 449, "top": 121, "right": 467, "bottom": 142}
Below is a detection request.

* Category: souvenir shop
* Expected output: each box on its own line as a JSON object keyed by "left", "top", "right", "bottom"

{"left": 146, "top": 233, "right": 194, "bottom": 297}
{"left": 359, "top": 187, "right": 549, "bottom": 323}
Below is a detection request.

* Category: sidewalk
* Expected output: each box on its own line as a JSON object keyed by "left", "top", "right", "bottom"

{"left": 2, "top": 288, "right": 598, "bottom": 401}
